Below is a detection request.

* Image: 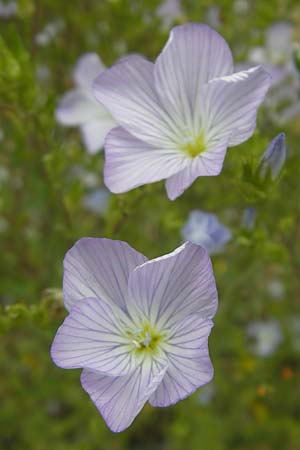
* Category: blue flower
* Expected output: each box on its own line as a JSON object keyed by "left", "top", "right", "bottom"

{"left": 181, "top": 210, "right": 231, "bottom": 254}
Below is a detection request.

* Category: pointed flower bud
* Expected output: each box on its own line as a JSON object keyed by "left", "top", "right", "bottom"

{"left": 260, "top": 132, "right": 286, "bottom": 180}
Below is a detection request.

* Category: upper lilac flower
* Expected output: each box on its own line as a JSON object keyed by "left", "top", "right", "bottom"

{"left": 51, "top": 238, "right": 218, "bottom": 432}
{"left": 56, "top": 53, "right": 115, "bottom": 154}
{"left": 259, "top": 132, "right": 286, "bottom": 180}
{"left": 181, "top": 210, "right": 231, "bottom": 254}
{"left": 93, "top": 23, "right": 271, "bottom": 200}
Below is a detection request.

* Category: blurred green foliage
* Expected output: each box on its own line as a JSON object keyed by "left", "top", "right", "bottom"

{"left": 1, "top": 0, "right": 300, "bottom": 449}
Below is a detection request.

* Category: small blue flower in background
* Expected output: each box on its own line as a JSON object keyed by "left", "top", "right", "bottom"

{"left": 260, "top": 132, "right": 286, "bottom": 179}
{"left": 181, "top": 210, "right": 231, "bottom": 254}
{"left": 247, "top": 320, "right": 283, "bottom": 357}
{"left": 83, "top": 188, "right": 110, "bottom": 215}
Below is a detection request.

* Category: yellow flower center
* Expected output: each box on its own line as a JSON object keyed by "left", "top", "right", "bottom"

{"left": 127, "top": 323, "right": 162, "bottom": 353}
{"left": 181, "top": 134, "right": 206, "bottom": 158}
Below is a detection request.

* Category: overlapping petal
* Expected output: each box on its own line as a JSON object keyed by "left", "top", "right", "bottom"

{"left": 63, "top": 238, "right": 147, "bottom": 311}
{"left": 127, "top": 242, "right": 218, "bottom": 328}
{"left": 150, "top": 315, "right": 214, "bottom": 406}
{"left": 80, "top": 118, "right": 115, "bottom": 154}
{"left": 200, "top": 66, "right": 271, "bottom": 146}
{"left": 51, "top": 297, "right": 136, "bottom": 376}
{"left": 165, "top": 138, "right": 229, "bottom": 200}
{"left": 154, "top": 23, "right": 233, "bottom": 132}
{"left": 104, "top": 127, "right": 188, "bottom": 193}
{"left": 93, "top": 55, "right": 183, "bottom": 147}
{"left": 81, "top": 354, "right": 168, "bottom": 432}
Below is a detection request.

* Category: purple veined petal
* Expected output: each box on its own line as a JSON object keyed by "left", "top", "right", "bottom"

{"left": 73, "top": 53, "right": 106, "bottom": 92}
{"left": 200, "top": 66, "right": 271, "bottom": 147}
{"left": 80, "top": 118, "right": 115, "bottom": 154}
{"left": 150, "top": 315, "right": 214, "bottom": 407}
{"left": 51, "top": 297, "right": 137, "bottom": 376}
{"left": 127, "top": 242, "right": 218, "bottom": 330}
{"left": 81, "top": 353, "right": 168, "bottom": 433}
{"left": 55, "top": 89, "right": 101, "bottom": 126}
{"left": 63, "top": 238, "right": 147, "bottom": 312}
{"left": 104, "top": 127, "right": 188, "bottom": 194}
{"left": 154, "top": 23, "right": 233, "bottom": 133}
{"left": 165, "top": 137, "right": 229, "bottom": 200}
{"left": 93, "top": 55, "right": 184, "bottom": 147}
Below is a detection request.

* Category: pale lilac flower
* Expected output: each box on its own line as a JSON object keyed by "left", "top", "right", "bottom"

{"left": 247, "top": 320, "right": 283, "bottom": 357}
{"left": 181, "top": 210, "right": 231, "bottom": 254}
{"left": 93, "top": 24, "right": 270, "bottom": 200}
{"left": 51, "top": 238, "right": 218, "bottom": 432}
{"left": 260, "top": 132, "right": 286, "bottom": 180}
{"left": 56, "top": 53, "right": 115, "bottom": 154}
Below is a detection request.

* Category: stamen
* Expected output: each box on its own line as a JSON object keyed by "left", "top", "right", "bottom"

{"left": 181, "top": 134, "right": 206, "bottom": 158}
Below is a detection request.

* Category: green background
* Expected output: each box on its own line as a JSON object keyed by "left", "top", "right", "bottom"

{"left": 1, "top": 0, "right": 300, "bottom": 449}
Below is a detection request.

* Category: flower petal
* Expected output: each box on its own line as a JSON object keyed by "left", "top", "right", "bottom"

{"left": 80, "top": 118, "right": 115, "bottom": 154}
{"left": 154, "top": 23, "right": 233, "bottom": 132}
{"left": 74, "top": 53, "right": 106, "bottom": 92}
{"left": 200, "top": 66, "right": 271, "bottom": 147}
{"left": 51, "top": 297, "right": 136, "bottom": 376}
{"left": 93, "top": 55, "right": 183, "bottom": 147}
{"left": 127, "top": 242, "right": 218, "bottom": 329}
{"left": 104, "top": 127, "right": 188, "bottom": 194}
{"left": 165, "top": 138, "right": 229, "bottom": 200}
{"left": 63, "top": 238, "right": 147, "bottom": 312}
{"left": 55, "top": 90, "right": 100, "bottom": 126}
{"left": 81, "top": 354, "right": 168, "bottom": 432}
{"left": 150, "top": 315, "right": 214, "bottom": 407}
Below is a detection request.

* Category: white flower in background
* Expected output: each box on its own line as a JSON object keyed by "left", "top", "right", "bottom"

{"left": 267, "top": 279, "right": 285, "bottom": 301}
{"left": 0, "top": 0, "right": 17, "bottom": 18}
{"left": 35, "top": 18, "right": 64, "bottom": 47}
{"left": 157, "top": 0, "right": 182, "bottom": 27}
{"left": 56, "top": 53, "right": 115, "bottom": 154}
{"left": 181, "top": 210, "right": 231, "bottom": 254}
{"left": 247, "top": 320, "right": 283, "bottom": 357}
{"left": 243, "top": 22, "right": 300, "bottom": 124}
{"left": 83, "top": 188, "right": 110, "bottom": 215}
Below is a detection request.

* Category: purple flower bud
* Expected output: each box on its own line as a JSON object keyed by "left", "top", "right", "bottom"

{"left": 260, "top": 132, "right": 286, "bottom": 179}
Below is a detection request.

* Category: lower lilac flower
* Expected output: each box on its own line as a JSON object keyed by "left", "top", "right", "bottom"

{"left": 182, "top": 210, "right": 231, "bottom": 254}
{"left": 51, "top": 238, "right": 218, "bottom": 432}
{"left": 93, "top": 23, "right": 271, "bottom": 200}
{"left": 56, "top": 53, "right": 115, "bottom": 153}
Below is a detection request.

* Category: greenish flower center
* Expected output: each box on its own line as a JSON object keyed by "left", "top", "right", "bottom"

{"left": 181, "top": 134, "right": 206, "bottom": 158}
{"left": 127, "top": 323, "right": 162, "bottom": 353}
